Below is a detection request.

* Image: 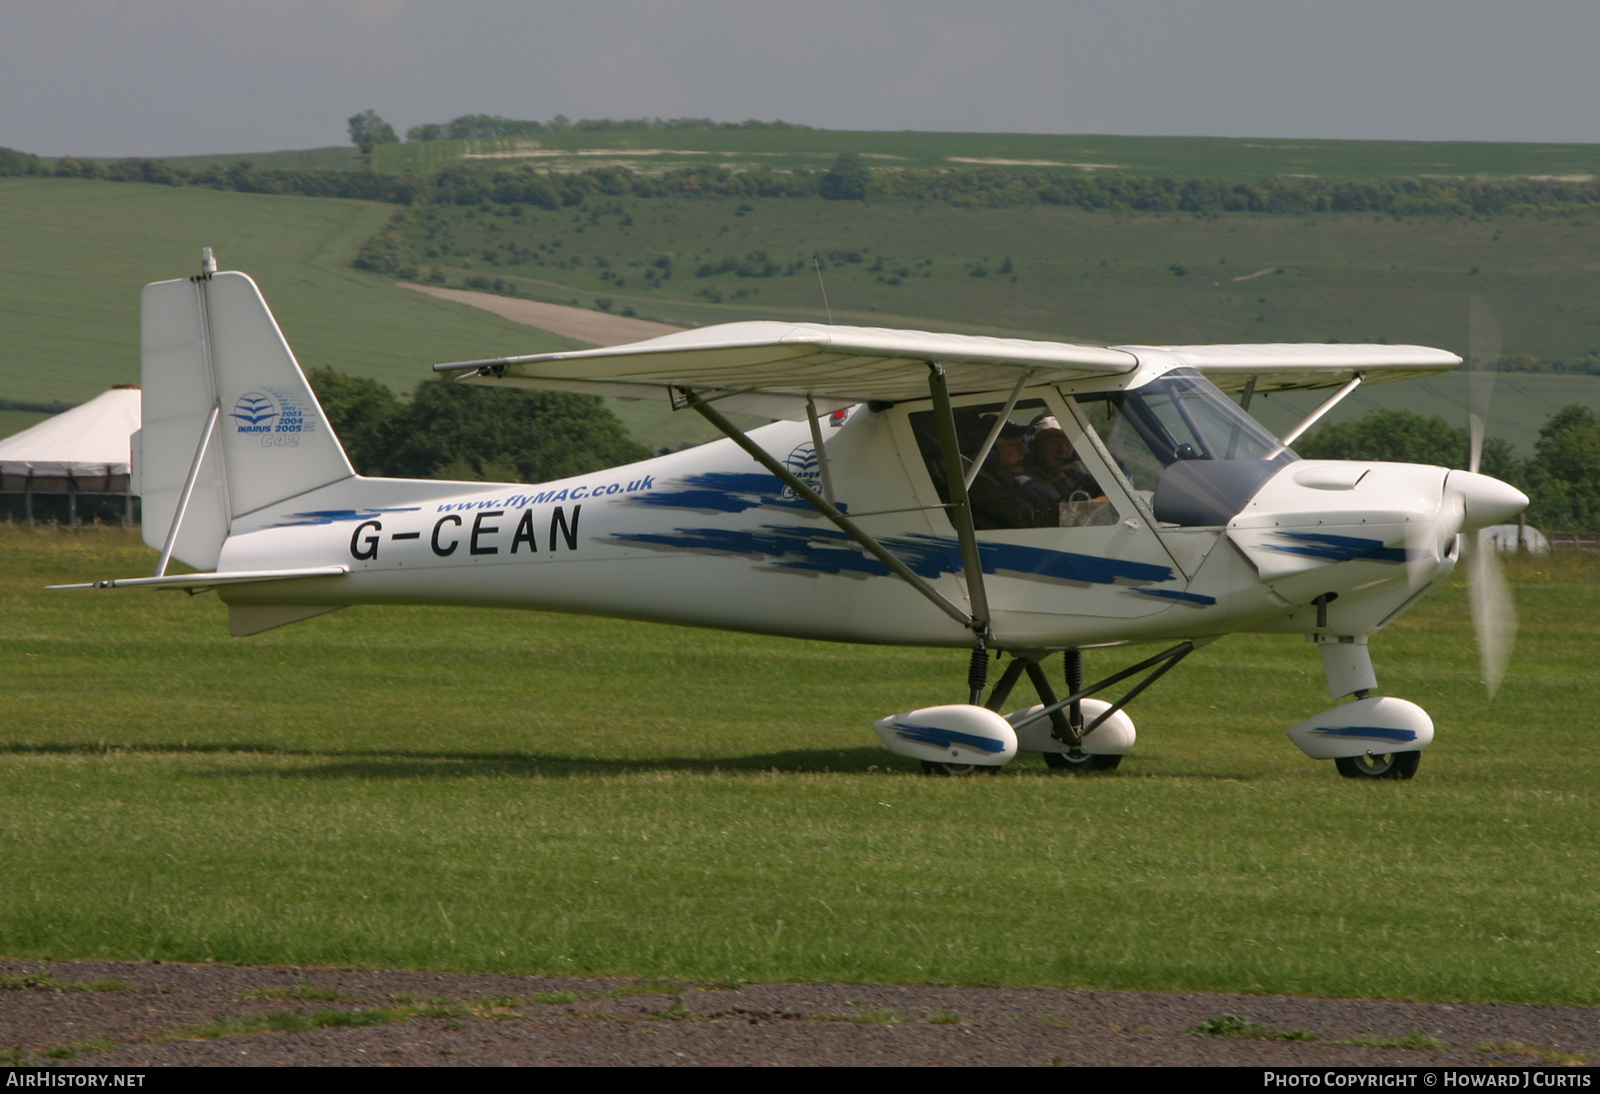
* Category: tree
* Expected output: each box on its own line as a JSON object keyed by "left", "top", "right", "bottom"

{"left": 1294, "top": 408, "right": 1519, "bottom": 482}
{"left": 819, "top": 152, "right": 870, "bottom": 200}
{"left": 347, "top": 110, "right": 398, "bottom": 155}
{"left": 388, "top": 381, "right": 650, "bottom": 482}
{"left": 305, "top": 368, "right": 405, "bottom": 476}
{"left": 307, "top": 368, "right": 651, "bottom": 482}
{"left": 1524, "top": 405, "right": 1600, "bottom": 531}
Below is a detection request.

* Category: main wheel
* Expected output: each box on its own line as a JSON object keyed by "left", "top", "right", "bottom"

{"left": 1334, "top": 751, "right": 1421, "bottom": 780}
{"left": 1043, "top": 751, "right": 1123, "bottom": 772}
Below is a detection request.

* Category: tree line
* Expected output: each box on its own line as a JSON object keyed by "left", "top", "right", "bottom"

{"left": 1297, "top": 406, "right": 1600, "bottom": 532}
{"left": 9, "top": 141, "right": 1600, "bottom": 220}
{"left": 401, "top": 113, "right": 809, "bottom": 142}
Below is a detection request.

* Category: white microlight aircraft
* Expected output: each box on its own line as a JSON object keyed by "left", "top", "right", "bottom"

{"left": 62, "top": 254, "right": 1529, "bottom": 779}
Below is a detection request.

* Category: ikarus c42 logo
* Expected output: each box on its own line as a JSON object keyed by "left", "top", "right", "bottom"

{"left": 230, "top": 392, "right": 277, "bottom": 432}
{"left": 230, "top": 387, "right": 315, "bottom": 447}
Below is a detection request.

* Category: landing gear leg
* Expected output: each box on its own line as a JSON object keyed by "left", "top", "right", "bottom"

{"left": 1042, "top": 649, "right": 1122, "bottom": 771}
{"left": 1294, "top": 636, "right": 1432, "bottom": 781}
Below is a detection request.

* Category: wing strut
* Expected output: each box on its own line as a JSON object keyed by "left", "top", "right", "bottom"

{"left": 681, "top": 389, "right": 975, "bottom": 632}
{"left": 925, "top": 363, "right": 992, "bottom": 644}
{"left": 804, "top": 395, "right": 836, "bottom": 506}
{"left": 1272, "top": 372, "right": 1365, "bottom": 454}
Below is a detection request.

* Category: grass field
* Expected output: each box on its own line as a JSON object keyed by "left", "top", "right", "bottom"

{"left": 3, "top": 525, "right": 1598, "bottom": 1004}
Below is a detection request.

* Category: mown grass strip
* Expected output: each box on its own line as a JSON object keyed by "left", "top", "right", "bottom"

{"left": 239, "top": 983, "right": 350, "bottom": 1002}
{"left": 0, "top": 974, "right": 127, "bottom": 993}
{"left": 151, "top": 1003, "right": 465, "bottom": 1044}
{"left": 1336, "top": 1031, "right": 1451, "bottom": 1051}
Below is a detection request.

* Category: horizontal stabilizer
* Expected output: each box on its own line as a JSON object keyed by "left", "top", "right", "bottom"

{"left": 49, "top": 565, "right": 349, "bottom": 592}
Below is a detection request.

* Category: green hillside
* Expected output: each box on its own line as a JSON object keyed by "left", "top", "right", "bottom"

{"left": 363, "top": 129, "right": 1600, "bottom": 182}
{"left": 7, "top": 153, "right": 1600, "bottom": 455}
{"left": 411, "top": 196, "right": 1600, "bottom": 353}
{"left": 160, "top": 145, "right": 362, "bottom": 172}
{"left": 0, "top": 178, "right": 580, "bottom": 405}
{"left": 0, "top": 410, "right": 50, "bottom": 440}
{"left": 408, "top": 194, "right": 1600, "bottom": 455}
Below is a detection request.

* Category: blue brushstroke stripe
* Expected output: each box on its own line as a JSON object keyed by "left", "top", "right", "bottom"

{"left": 609, "top": 524, "right": 1179, "bottom": 588}
{"left": 1265, "top": 531, "right": 1424, "bottom": 564}
{"left": 1310, "top": 726, "right": 1419, "bottom": 743}
{"left": 629, "top": 472, "right": 842, "bottom": 514}
{"left": 892, "top": 721, "right": 1008, "bottom": 754}
{"left": 271, "top": 507, "right": 420, "bottom": 527}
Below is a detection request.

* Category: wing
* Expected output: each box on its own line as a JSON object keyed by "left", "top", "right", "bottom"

{"left": 435, "top": 320, "right": 1140, "bottom": 420}
{"left": 434, "top": 321, "right": 1462, "bottom": 419}
{"left": 1118, "top": 343, "right": 1462, "bottom": 395}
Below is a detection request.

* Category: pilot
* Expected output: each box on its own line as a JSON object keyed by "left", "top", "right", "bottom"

{"left": 967, "top": 419, "right": 1058, "bottom": 530}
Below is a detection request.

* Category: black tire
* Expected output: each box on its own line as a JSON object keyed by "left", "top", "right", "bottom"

{"left": 1043, "top": 752, "right": 1123, "bottom": 772}
{"left": 1334, "top": 751, "right": 1422, "bottom": 780}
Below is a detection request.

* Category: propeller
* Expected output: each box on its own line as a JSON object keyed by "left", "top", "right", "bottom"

{"left": 1463, "top": 295, "right": 1517, "bottom": 698}
{"left": 1466, "top": 294, "right": 1501, "bottom": 475}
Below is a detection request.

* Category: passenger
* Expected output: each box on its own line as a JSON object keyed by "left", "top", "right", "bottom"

{"left": 1026, "top": 415, "right": 1117, "bottom": 526}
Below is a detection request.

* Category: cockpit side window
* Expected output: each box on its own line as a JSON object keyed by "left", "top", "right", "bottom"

{"left": 909, "top": 400, "right": 1119, "bottom": 530}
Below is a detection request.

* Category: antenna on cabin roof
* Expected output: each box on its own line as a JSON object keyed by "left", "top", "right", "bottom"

{"left": 813, "top": 253, "right": 833, "bottom": 325}
{"left": 201, "top": 247, "right": 217, "bottom": 277}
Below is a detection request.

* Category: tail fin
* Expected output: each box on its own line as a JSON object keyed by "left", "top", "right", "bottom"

{"left": 138, "top": 270, "right": 355, "bottom": 568}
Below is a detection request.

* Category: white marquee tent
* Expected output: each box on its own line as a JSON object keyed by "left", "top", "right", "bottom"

{"left": 0, "top": 385, "right": 141, "bottom": 522}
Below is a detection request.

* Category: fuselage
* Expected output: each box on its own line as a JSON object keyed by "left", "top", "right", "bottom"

{"left": 216, "top": 382, "right": 1518, "bottom": 652}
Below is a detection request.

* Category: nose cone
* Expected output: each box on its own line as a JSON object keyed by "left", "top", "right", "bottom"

{"left": 1446, "top": 470, "right": 1529, "bottom": 532}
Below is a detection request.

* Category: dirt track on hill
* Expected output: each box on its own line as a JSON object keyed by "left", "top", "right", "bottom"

{"left": 400, "top": 283, "right": 683, "bottom": 346}
{"left": 2, "top": 959, "right": 1595, "bottom": 1067}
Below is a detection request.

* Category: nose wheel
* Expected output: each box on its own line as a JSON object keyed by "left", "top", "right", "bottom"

{"left": 1334, "top": 751, "right": 1422, "bottom": 780}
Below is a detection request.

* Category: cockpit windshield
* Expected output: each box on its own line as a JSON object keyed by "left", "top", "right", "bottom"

{"left": 1074, "top": 369, "right": 1297, "bottom": 527}
{"left": 1074, "top": 369, "right": 1294, "bottom": 495}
